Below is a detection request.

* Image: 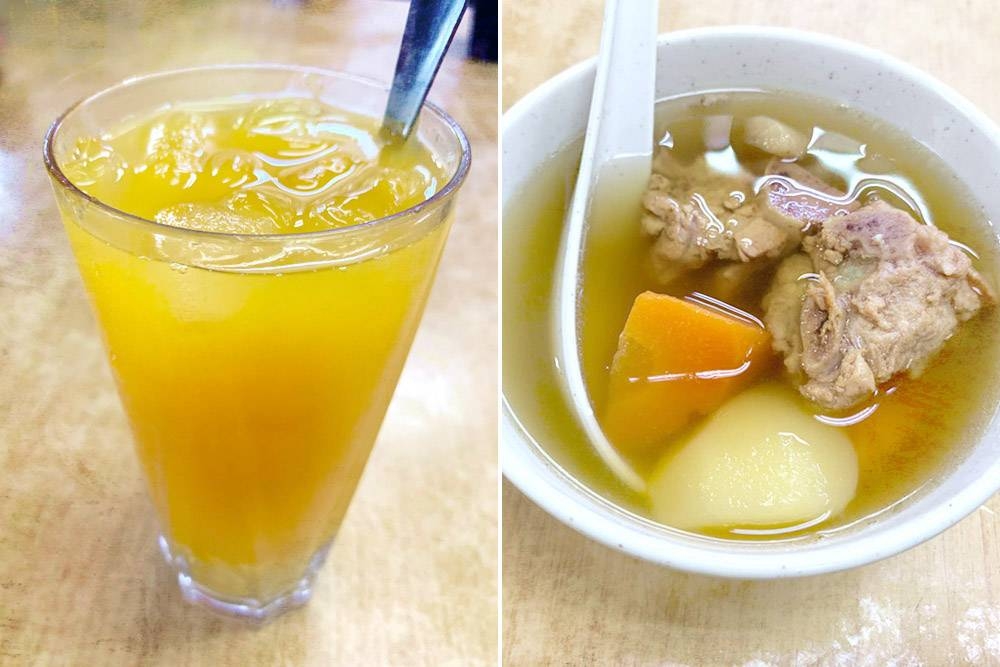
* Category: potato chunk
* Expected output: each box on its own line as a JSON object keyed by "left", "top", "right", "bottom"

{"left": 648, "top": 383, "right": 857, "bottom": 531}
{"left": 743, "top": 116, "right": 809, "bottom": 159}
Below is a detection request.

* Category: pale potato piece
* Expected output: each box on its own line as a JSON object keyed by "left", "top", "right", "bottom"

{"left": 743, "top": 115, "right": 809, "bottom": 159}
{"left": 649, "top": 383, "right": 857, "bottom": 531}
{"left": 703, "top": 115, "right": 733, "bottom": 150}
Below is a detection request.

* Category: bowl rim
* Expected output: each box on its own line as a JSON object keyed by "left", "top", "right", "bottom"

{"left": 501, "top": 25, "right": 1000, "bottom": 578}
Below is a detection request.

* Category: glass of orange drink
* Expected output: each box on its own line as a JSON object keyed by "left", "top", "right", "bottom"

{"left": 43, "top": 65, "right": 470, "bottom": 620}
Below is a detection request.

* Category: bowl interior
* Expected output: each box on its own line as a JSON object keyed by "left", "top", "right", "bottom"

{"left": 501, "top": 26, "right": 1000, "bottom": 578}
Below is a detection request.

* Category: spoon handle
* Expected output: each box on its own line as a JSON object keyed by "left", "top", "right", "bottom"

{"left": 553, "top": 0, "right": 658, "bottom": 492}
{"left": 383, "top": 0, "right": 468, "bottom": 141}
{"left": 584, "top": 0, "right": 658, "bottom": 167}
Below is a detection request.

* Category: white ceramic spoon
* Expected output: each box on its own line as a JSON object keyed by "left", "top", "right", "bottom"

{"left": 553, "top": 0, "right": 658, "bottom": 493}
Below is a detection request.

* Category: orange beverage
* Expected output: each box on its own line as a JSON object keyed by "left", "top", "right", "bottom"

{"left": 44, "top": 66, "right": 469, "bottom": 619}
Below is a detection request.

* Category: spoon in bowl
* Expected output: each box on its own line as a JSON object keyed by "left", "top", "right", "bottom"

{"left": 553, "top": 0, "right": 658, "bottom": 492}
{"left": 383, "top": 0, "right": 468, "bottom": 141}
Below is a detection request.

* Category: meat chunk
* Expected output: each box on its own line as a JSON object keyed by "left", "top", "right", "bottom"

{"left": 708, "top": 259, "right": 779, "bottom": 305}
{"left": 763, "top": 201, "right": 991, "bottom": 409}
{"left": 642, "top": 152, "right": 792, "bottom": 281}
{"left": 642, "top": 153, "right": 854, "bottom": 283}
{"left": 743, "top": 116, "right": 809, "bottom": 159}
{"left": 761, "top": 253, "right": 813, "bottom": 374}
{"left": 759, "top": 160, "right": 859, "bottom": 232}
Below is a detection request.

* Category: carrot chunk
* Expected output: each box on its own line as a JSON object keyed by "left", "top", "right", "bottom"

{"left": 602, "top": 291, "right": 773, "bottom": 456}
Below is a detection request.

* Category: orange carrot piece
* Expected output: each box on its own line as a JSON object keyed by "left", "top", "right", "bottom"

{"left": 602, "top": 291, "right": 773, "bottom": 456}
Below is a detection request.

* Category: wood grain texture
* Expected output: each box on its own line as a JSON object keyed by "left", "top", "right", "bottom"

{"left": 502, "top": 1, "right": 1000, "bottom": 665}
{"left": 0, "top": 1, "right": 497, "bottom": 665}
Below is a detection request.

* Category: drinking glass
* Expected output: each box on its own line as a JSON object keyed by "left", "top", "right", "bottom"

{"left": 43, "top": 65, "right": 470, "bottom": 620}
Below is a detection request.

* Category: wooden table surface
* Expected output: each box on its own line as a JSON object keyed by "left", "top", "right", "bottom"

{"left": 502, "top": 1, "right": 1000, "bottom": 665}
{"left": 0, "top": 1, "right": 497, "bottom": 664}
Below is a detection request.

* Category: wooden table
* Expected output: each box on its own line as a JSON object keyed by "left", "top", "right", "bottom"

{"left": 0, "top": 1, "right": 497, "bottom": 664}
{"left": 502, "top": 1, "right": 1000, "bottom": 664}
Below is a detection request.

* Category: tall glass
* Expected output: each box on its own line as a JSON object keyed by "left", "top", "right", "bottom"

{"left": 43, "top": 66, "right": 470, "bottom": 620}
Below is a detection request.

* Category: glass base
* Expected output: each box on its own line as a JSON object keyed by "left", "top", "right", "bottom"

{"left": 158, "top": 535, "right": 332, "bottom": 622}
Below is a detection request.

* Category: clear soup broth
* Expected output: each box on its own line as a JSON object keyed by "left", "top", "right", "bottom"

{"left": 503, "top": 90, "right": 1000, "bottom": 541}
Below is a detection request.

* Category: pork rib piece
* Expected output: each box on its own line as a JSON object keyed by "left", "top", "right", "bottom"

{"left": 763, "top": 201, "right": 991, "bottom": 409}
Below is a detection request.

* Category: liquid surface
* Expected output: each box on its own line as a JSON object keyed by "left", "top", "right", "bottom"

{"left": 58, "top": 97, "right": 452, "bottom": 598}
{"left": 63, "top": 97, "right": 445, "bottom": 233}
{"left": 503, "top": 91, "right": 1000, "bottom": 540}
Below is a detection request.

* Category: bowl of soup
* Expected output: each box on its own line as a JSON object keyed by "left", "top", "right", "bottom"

{"left": 502, "top": 27, "right": 1000, "bottom": 577}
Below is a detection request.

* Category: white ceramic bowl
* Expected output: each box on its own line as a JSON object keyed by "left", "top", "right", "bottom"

{"left": 502, "top": 26, "right": 1000, "bottom": 578}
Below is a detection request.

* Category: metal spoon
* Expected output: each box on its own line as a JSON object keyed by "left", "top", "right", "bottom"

{"left": 553, "top": 0, "right": 658, "bottom": 492}
{"left": 383, "top": 0, "right": 468, "bottom": 141}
